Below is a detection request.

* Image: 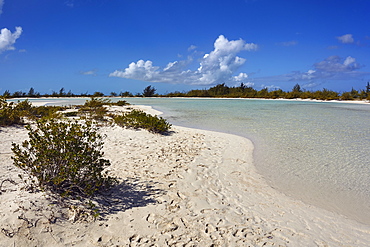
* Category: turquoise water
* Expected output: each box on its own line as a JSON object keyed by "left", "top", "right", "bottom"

{"left": 10, "top": 97, "right": 370, "bottom": 224}
{"left": 122, "top": 98, "right": 370, "bottom": 224}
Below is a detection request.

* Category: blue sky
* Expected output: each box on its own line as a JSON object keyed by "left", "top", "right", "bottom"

{"left": 1, "top": 0, "right": 370, "bottom": 95}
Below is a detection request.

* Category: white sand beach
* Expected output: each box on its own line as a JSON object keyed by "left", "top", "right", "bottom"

{"left": 1, "top": 105, "right": 370, "bottom": 246}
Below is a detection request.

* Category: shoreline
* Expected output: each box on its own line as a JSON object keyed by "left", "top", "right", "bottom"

{"left": 14, "top": 99, "right": 370, "bottom": 222}
{"left": 1, "top": 120, "right": 370, "bottom": 245}
{"left": 7, "top": 96, "right": 370, "bottom": 106}
{"left": 10, "top": 99, "right": 370, "bottom": 221}
{"left": 1, "top": 104, "right": 370, "bottom": 245}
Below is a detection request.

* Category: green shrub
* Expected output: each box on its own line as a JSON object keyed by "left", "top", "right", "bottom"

{"left": 83, "top": 97, "right": 111, "bottom": 108}
{"left": 63, "top": 111, "right": 79, "bottom": 117}
{"left": 78, "top": 97, "right": 110, "bottom": 121}
{"left": 112, "top": 100, "right": 130, "bottom": 106}
{"left": 114, "top": 109, "right": 171, "bottom": 134}
{"left": 11, "top": 119, "right": 116, "bottom": 198}
{"left": 14, "top": 100, "right": 33, "bottom": 114}
{"left": 28, "top": 105, "right": 64, "bottom": 120}
{"left": 0, "top": 97, "right": 23, "bottom": 126}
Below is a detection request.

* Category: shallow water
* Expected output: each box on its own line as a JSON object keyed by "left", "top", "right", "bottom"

{"left": 121, "top": 98, "right": 370, "bottom": 225}
{"left": 11, "top": 97, "right": 370, "bottom": 224}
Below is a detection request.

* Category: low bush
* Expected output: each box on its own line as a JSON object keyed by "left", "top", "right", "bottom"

{"left": 112, "top": 100, "right": 130, "bottom": 106}
{"left": 0, "top": 97, "right": 23, "bottom": 126}
{"left": 28, "top": 105, "right": 64, "bottom": 120}
{"left": 114, "top": 109, "right": 171, "bottom": 134}
{"left": 83, "top": 97, "right": 111, "bottom": 108}
{"left": 63, "top": 111, "right": 79, "bottom": 117}
{"left": 78, "top": 97, "right": 110, "bottom": 121}
{"left": 11, "top": 119, "right": 117, "bottom": 198}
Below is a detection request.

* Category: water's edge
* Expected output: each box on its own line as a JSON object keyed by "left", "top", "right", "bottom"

{"left": 8, "top": 97, "right": 370, "bottom": 225}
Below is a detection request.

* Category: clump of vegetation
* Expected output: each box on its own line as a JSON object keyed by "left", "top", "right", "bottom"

{"left": 83, "top": 97, "right": 111, "bottom": 108}
{"left": 16, "top": 100, "right": 65, "bottom": 120}
{"left": 142, "top": 85, "right": 157, "bottom": 97}
{"left": 28, "top": 105, "right": 64, "bottom": 120}
{"left": 0, "top": 97, "right": 23, "bottom": 126}
{"left": 63, "top": 111, "right": 79, "bottom": 117}
{"left": 11, "top": 119, "right": 117, "bottom": 198}
{"left": 113, "top": 100, "right": 130, "bottom": 106}
{"left": 114, "top": 109, "right": 171, "bottom": 134}
{"left": 1, "top": 98, "right": 66, "bottom": 127}
{"left": 78, "top": 97, "right": 110, "bottom": 121}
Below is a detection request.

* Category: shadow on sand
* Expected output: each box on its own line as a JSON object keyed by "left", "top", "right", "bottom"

{"left": 94, "top": 177, "right": 165, "bottom": 218}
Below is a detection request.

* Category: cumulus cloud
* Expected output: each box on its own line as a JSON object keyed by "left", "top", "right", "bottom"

{"left": 110, "top": 35, "right": 258, "bottom": 85}
{"left": 0, "top": 27, "right": 23, "bottom": 53}
{"left": 337, "top": 34, "right": 354, "bottom": 44}
{"left": 233, "top": 72, "right": 248, "bottom": 82}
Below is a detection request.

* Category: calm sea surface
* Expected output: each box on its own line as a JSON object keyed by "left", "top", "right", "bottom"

{"left": 11, "top": 97, "right": 370, "bottom": 224}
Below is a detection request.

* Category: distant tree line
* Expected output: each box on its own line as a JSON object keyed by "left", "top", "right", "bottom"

{"left": 163, "top": 82, "right": 370, "bottom": 101}
{"left": 2, "top": 83, "right": 370, "bottom": 101}
{"left": 1, "top": 87, "right": 134, "bottom": 98}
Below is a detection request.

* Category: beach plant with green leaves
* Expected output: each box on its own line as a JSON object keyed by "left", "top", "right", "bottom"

{"left": 27, "top": 105, "right": 64, "bottom": 120}
{"left": 114, "top": 109, "right": 171, "bottom": 134}
{"left": 11, "top": 119, "right": 117, "bottom": 198}
{"left": 18, "top": 100, "right": 66, "bottom": 120}
{"left": 77, "top": 97, "right": 130, "bottom": 121}
{"left": 78, "top": 97, "right": 110, "bottom": 121}
{"left": 1, "top": 98, "right": 66, "bottom": 126}
{"left": 0, "top": 97, "right": 23, "bottom": 126}
{"left": 113, "top": 100, "right": 130, "bottom": 106}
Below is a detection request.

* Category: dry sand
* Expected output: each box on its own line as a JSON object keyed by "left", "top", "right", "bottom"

{"left": 1, "top": 105, "right": 370, "bottom": 246}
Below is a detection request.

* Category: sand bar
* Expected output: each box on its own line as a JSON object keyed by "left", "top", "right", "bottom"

{"left": 0, "top": 105, "right": 370, "bottom": 246}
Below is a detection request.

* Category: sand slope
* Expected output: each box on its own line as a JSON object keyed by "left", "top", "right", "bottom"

{"left": 1, "top": 122, "right": 370, "bottom": 246}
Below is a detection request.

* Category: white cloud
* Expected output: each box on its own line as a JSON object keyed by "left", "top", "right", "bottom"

{"left": 0, "top": 27, "right": 23, "bottom": 53}
{"left": 233, "top": 72, "right": 248, "bottom": 82}
{"left": 188, "top": 45, "right": 197, "bottom": 51}
{"left": 261, "top": 84, "right": 280, "bottom": 90}
{"left": 244, "top": 82, "right": 255, "bottom": 87}
{"left": 250, "top": 55, "right": 367, "bottom": 88}
{"left": 343, "top": 56, "right": 356, "bottom": 66}
{"left": 80, "top": 69, "right": 97, "bottom": 76}
{"left": 110, "top": 60, "right": 160, "bottom": 80}
{"left": 288, "top": 55, "right": 363, "bottom": 82}
{"left": 110, "top": 35, "right": 258, "bottom": 86}
{"left": 313, "top": 55, "right": 361, "bottom": 72}
{"left": 337, "top": 34, "right": 354, "bottom": 44}
{"left": 302, "top": 82, "right": 321, "bottom": 89}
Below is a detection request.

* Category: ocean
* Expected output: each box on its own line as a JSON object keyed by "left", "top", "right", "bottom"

{"left": 10, "top": 97, "right": 370, "bottom": 224}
